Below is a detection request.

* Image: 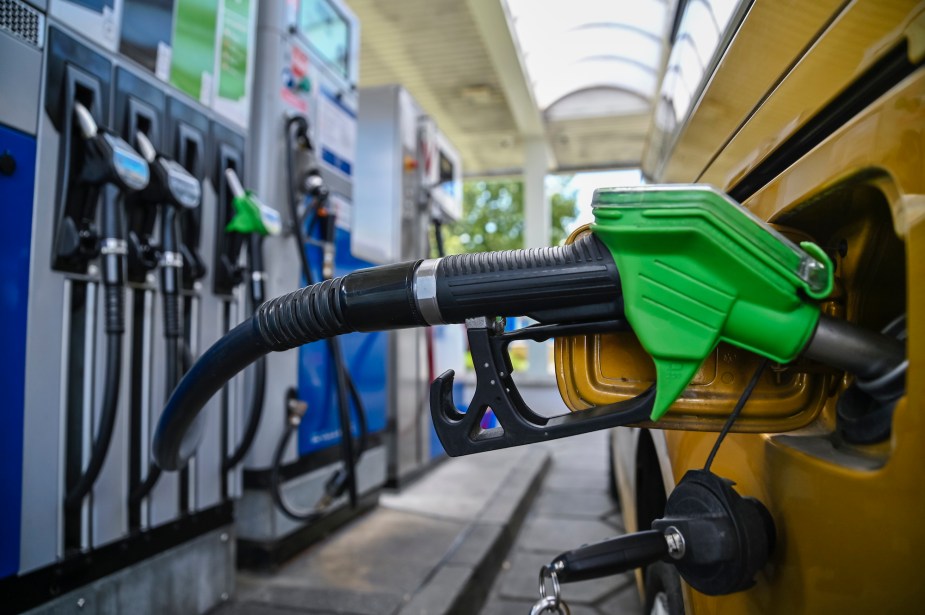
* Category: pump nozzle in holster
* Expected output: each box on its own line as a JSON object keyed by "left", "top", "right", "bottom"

{"left": 63, "top": 102, "right": 150, "bottom": 511}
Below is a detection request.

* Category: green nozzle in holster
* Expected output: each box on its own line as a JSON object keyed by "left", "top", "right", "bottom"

{"left": 591, "top": 185, "right": 833, "bottom": 421}
{"left": 226, "top": 190, "right": 282, "bottom": 236}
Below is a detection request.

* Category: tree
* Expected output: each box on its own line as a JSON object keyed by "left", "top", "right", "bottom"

{"left": 443, "top": 177, "right": 578, "bottom": 255}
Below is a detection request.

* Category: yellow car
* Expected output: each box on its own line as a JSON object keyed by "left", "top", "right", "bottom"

{"left": 557, "top": 0, "right": 924, "bottom": 612}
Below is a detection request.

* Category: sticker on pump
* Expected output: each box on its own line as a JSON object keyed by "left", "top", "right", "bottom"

{"left": 330, "top": 193, "right": 351, "bottom": 231}
{"left": 318, "top": 89, "right": 356, "bottom": 178}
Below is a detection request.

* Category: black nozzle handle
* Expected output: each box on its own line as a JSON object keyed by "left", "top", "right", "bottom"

{"left": 549, "top": 530, "right": 669, "bottom": 583}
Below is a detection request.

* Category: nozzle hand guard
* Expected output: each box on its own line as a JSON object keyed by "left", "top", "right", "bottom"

{"left": 430, "top": 318, "right": 655, "bottom": 455}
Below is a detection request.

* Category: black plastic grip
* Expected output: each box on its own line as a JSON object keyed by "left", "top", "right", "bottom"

{"left": 551, "top": 530, "right": 668, "bottom": 583}
{"left": 342, "top": 261, "right": 426, "bottom": 330}
{"left": 255, "top": 277, "right": 351, "bottom": 351}
{"left": 435, "top": 234, "right": 622, "bottom": 324}
{"left": 163, "top": 292, "right": 182, "bottom": 338}
{"left": 103, "top": 282, "right": 125, "bottom": 335}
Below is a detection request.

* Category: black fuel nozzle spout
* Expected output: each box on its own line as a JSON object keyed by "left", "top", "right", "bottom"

{"left": 55, "top": 102, "right": 150, "bottom": 272}
{"left": 68, "top": 102, "right": 150, "bottom": 331}
{"left": 153, "top": 234, "right": 623, "bottom": 470}
{"left": 130, "top": 131, "right": 202, "bottom": 337}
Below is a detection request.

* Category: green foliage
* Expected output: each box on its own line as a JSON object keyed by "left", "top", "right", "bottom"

{"left": 443, "top": 177, "right": 578, "bottom": 255}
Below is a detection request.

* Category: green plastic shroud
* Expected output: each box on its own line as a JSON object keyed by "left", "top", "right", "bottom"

{"left": 227, "top": 191, "right": 282, "bottom": 236}
{"left": 590, "top": 185, "right": 834, "bottom": 421}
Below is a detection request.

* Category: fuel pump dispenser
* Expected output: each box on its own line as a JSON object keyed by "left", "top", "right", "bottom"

{"left": 210, "top": 138, "right": 257, "bottom": 504}
{"left": 275, "top": 114, "right": 368, "bottom": 518}
{"left": 354, "top": 85, "right": 465, "bottom": 486}
{"left": 2, "top": 1, "right": 258, "bottom": 611}
{"left": 232, "top": 0, "right": 388, "bottom": 568}
{"left": 154, "top": 185, "right": 906, "bottom": 605}
{"left": 58, "top": 102, "right": 149, "bottom": 521}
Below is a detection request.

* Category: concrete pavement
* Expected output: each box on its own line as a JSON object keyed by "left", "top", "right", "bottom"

{"left": 213, "top": 386, "right": 643, "bottom": 614}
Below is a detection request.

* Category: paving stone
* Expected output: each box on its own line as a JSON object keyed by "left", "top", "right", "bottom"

{"left": 446, "top": 523, "right": 505, "bottom": 567}
{"left": 479, "top": 599, "right": 542, "bottom": 615}
{"left": 275, "top": 509, "right": 466, "bottom": 595}
{"left": 596, "top": 584, "right": 644, "bottom": 614}
{"left": 517, "top": 517, "right": 623, "bottom": 554}
{"left": 398, "top": 563, "right": 476, "bottom": 615}
{"left": 496, "top": 550, "right": 634, "bottom": 605}
{"left": 240, "top": 584, "right": 402, "bottom": 615}
{"left": 481, "top": 599, "right": 599, "bottom": 615}
{"left": 531, "top": 489, "right": 618, "bottom": 520}
{"left": 542, "top": 469, "right": 613, "bottom": 495}
{"left": 380, "top": 448, "right": 524, "bottom": 522}
{"left": 209, "top": 601, "right": 309, "bottom": 615}
{"left": 480, "top": 449, "right": 549, "bottom": 526}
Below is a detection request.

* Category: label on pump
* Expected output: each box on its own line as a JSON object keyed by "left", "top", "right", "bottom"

{"left": 105, "top": 134, "right": 150, "bottom": 191}
{"left": 161, "top": 158, "right": 202, "bottom": 209}
{"left": 318, "top": 89, "right": 356, "bottom": 178}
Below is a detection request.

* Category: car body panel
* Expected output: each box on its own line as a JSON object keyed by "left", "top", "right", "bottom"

{"left": 560, "top": 0, "right": 924, "bottom": 611}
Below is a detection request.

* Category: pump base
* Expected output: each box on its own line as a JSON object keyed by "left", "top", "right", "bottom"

{"left": 236, "top": 445, "right": 387, "bottom": 570}
{"left": 237, "top": 491, "right": 379, "bottom": 571}
{"left": 9, "top": 515, "right": 234, "bottom": 614}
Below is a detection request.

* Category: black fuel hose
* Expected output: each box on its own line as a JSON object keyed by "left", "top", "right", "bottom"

{"left": 433, "top": 218, "right": 446, "bottom": 258}
{"left": 154, "top": 235, "right": 623, "bottom": 470}
{"left": 65, "top": 334, "right": 122, "bottom": 510}
{"left": 65, "top": 195, "right": 126, "bottom": 510}
{"left": 222, "top": 234, "right": 268, "bottom": 472}
{"left": 281, "top": 116, "right": 365, "bottom": 510}
{"left": 270, "top": 417, "right": 319, "bottom": 521}
{"left": 129, "top": 203, "right": 184, "bottom": 508}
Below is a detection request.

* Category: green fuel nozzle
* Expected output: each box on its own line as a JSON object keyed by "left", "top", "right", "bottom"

{"left": 224, "top": 168, "right": 282, "bottom": 236}
{"left": 154, "top": 184, "right": 906, "bottom": 468}
{"left": 591, "top": 185, "right": 834, "bottom": 420}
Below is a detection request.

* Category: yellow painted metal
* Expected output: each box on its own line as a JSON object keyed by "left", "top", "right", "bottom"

{"left": 667, "top": 65, "right": 925, "bottom": 615}
{"left": 644, "top": 0, "right": 848, "bottom": 183}
{"left": 556, "top": 1, "right": 924, "bottom": 611}
{"left": 701, "top": 0, "right": 925, "bottom": 191}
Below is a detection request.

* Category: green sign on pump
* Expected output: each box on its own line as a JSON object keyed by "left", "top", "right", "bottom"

{"left": 591, "top": 185, "right": 834, "bottom": 421}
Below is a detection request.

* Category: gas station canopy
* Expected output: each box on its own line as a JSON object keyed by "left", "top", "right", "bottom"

{"left": 350, "top": 0, "right": 674, "bottom": 175}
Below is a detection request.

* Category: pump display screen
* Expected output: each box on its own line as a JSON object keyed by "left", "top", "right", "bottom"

{"left": 298, "top": 0, "right": 351, "bottom": 79}
{"left": 438, "top": 151, "right": 457, "bottom": 197}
